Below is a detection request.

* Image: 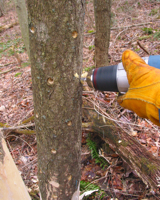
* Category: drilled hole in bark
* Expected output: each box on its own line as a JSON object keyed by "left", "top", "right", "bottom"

{"left": 72, "top": 31, "right": 78, "bottom": 38}
{"left": 68, "top": 175, "right": 72, "bottom": 181}
{"left": 67, "top": 121, "right": 72, "bottom": 126}
{"left": 47, "top": 77, "right": 54, "bottom": 85}
{"left": 51, "top": 149, "right": 56, "bottom": 154}
{"left": 30, "top": 26, "right": 35, "bottom": 33}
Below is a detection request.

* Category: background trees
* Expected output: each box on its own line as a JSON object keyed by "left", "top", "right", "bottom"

{"left": 94, "top": 0, "right": 111, "bottom": 67}
{"left": 13, "top": 0, "right": 29, "bottom": 56}
{"left": 0, "top": 0, "right": 4, "bottom": 17}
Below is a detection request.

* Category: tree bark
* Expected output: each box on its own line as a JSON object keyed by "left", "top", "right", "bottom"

{"left": 85, "top": 108, "right": 160, "bottom": 190}
{"left": 94, "top": 0, "right": 111, "bottom": 67}
{"left": 27, "top": 0, "right": 85, "bottom": 199}
{"left": 0, "top": 0, "right": 4, "bottom": 17}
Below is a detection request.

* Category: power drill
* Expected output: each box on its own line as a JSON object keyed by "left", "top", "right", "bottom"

{"left": 87, "top": 55, "right": 160, "bottom": 93}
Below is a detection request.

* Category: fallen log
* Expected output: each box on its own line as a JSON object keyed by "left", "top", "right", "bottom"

{"left": 84, "top": 108, "right": 160, "bottom": 190}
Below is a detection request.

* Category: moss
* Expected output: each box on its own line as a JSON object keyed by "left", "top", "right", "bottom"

{"left": 140, "top": 157, "right": 157, "bottom": 175}
{"left": 118, "top": 140, "right": 129, "bottom": 147}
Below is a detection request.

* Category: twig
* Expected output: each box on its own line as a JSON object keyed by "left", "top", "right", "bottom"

{"left": 7, "top": 140, "right": 16, "bottom": 160}
{"left": 6, "top": 134, "right": 35, "bottom": 154}
{"left": 21, "top": 158, "right": 38, "bottom": 169}
{"left": 83, "top": 96, "right": 141, "bottom": 127}
{"left": 137, "top": 41, "right": 150, "bottom": 55}
{"left": 0, "top": 122, "right": 10, "bottom": 128}
{"left": 0, "top": 62, "right": 15, "bottom": 68}
{"left": 0, "top": 67, "right": 20, "bottom": 75}
{"left": 0, "top": 21, "right": 19, "bottom": 33}
{"left": 14, "top": 129, "right": 35, "bottom": 135}
{"left": 111, "top": 28, "right": 128, "bottom": 47}
{"left": 84, "top": 31, "right": 96, "bottom": 36}
{"left": 0, "top": 121, "right": 35, "bottom": 135}
{"left": 21, "top": 115, "right": 34, "bottom": 125}
{"left": 84, "top": 21, "right": 159, "bottom": 36}
{"left": 0, "top": 123, "right": 35, "bottom": 130}
{"left": 111, "top": 21, "right": 155, "bottom": 30}
{"left": 145, "top": 119, "right": 159, "bottom": 130}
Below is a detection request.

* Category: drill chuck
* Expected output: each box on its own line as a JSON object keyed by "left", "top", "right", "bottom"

{"left": 91, "top": 55, "right": 160, "bottom": 93}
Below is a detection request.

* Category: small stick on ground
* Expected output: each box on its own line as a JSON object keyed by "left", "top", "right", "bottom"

{"left": 0, "top": 67, "right": 20, "bottom": 75}
{"left": 0, "top": 21, "right": 19, "bottom": 33}
{"left": 137, "top": 41, "right": 150, "bottom": 55}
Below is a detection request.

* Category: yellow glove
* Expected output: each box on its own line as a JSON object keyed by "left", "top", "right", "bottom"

{"left": 117, "top": 50, "right": 160, "bottom": 126}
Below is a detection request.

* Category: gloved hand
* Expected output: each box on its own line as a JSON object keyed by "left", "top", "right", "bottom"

{"left": 117, "top": 49, "right": 160, "bottom": 126}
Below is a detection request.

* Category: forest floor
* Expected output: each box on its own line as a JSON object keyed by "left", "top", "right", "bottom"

{"left": 0, "top": 0, "right": 160, "bottom": 199}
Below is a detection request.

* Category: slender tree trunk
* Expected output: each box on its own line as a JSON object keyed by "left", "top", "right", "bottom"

{"left": 14, "top": 0, "right": 30, "bottom": 57}
{"left": 94, "top": 0, "right": 111, "bottom": 67}
{"left": 0, "top": 0, "right": 4, "bottom": 17}
{"left": 27, "top": 0, "right": 85, "bottom": 199}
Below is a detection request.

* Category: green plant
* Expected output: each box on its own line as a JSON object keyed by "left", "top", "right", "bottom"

{"left": 137, "top": 2, "right": 141, "bottom": 7}
{"left": 84, "top": 65, "right": 95, "bottom": 72}
{"left": 22, "top": 62, "right": 30, "bottom": 68}
{"left": 138, "top": 35, "right": 152, "bottom": 40}
{"left": 149, "top": 9, "right": 158, "bottom": 16}
{"left": 0, "top": 38, "right": 21, "bottom": 54}
{"left": 142, "top": 27, "right": 153, "bottom": 35}
{"left": 80, "top": 181, "right": 106, "bottom": 199}
{"left": 88, "top": 45, "right": 94, "bottom": 50}
{"left": 16, "top": 45, "right": 26, "bottom": 53}
{"left": 86, "top": 138, "right": 109, "bottom": 168}
{"left": 8, "top": 49, "right": 14, "bottom": 56}
{"left": 15, "top": 72, "right": 22, "bottom": 77}
{"left": 88, "top": 30, "right": 95, "bottom": 33}
{"left": 80, "top": 181, "right": 99, "bottom": 192}
{"left": 154, "top": 31, "right": 160, "bottom": 40}
{"left": 135, "top": 48, "right": 140, "bottom": 52}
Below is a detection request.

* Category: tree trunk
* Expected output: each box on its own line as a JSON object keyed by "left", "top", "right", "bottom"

{"left": 27, "top": 0, "right": 85, "bottom": 199}
{"left": 85, "top": 108, "right": 160, "bottom": 190}
{"left": 0, "top": 0, "right": 4, "bottom": 17}
{"left": 14, "top": 0, "right": 30, "bottom": 57}
{"left": 94, "top": 0, "right": 111, "bottom": 67}
{"left": 0, "top": 131, "right": 31, "bottom": 200}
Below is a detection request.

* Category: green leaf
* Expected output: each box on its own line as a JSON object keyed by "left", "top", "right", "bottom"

{"left": 86, "top": 138, "right": 109, "bottom": 168}
{"left": 154, "top": 31, "right": 160, "bottom": 40}
{"left": 88, "top": 30, "right": 95, "bottom": 33}
{"left": 22, "top": 62, "right": 30, "bottom": 68}
{"left": 80, "top": 181, "right": 99, "bottom": 192}
{"left": 84, "top": 65, "right": 95, "bottom": 72}
{"left": 135, "top": 48, "right": 140, "bottom": 52}
{"left": 149, "top": 9, "right": 158, "bottom": 16}
{"left": 142, "top": 27, "right": 153, "bottom": 35}
{"left": 15, "top": 72, "right": 22, "bottom": 77}
{"left": 89, "top": 45, "right": 94, "bottom": 50}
